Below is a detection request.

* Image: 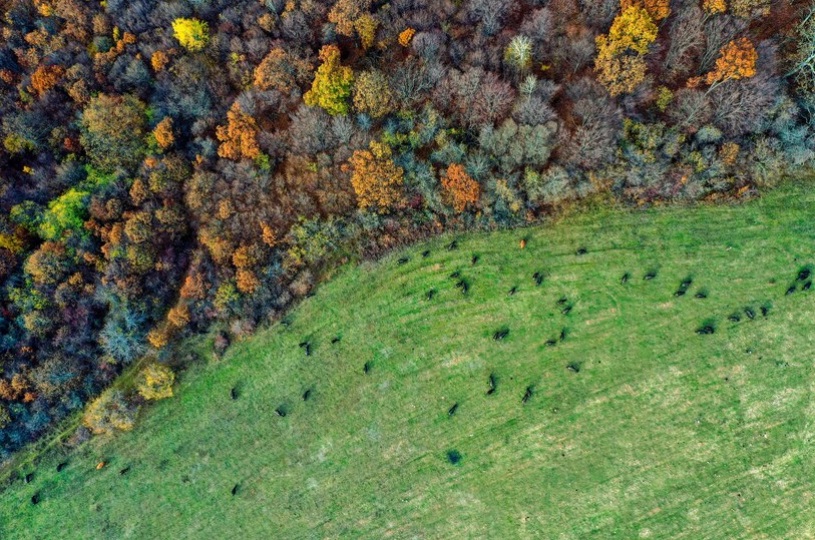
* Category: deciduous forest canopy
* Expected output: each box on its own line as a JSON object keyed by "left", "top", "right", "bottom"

{"left": 0, "top": 0, "right": 813, "bottom": 457}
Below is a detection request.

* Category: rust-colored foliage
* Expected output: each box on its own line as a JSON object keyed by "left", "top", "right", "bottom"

{"left": 180, "top": 271, "right": 206, "bottom": 300}
{"left": 153, "top": 117, "right": 174, "bottom": 150}
{"left": 236, "top": 268, "right": 260, "bottom": 294}
{"left": 151, "top": 50, "right": 170, "bottom": 72}
{"left": 621, "top": 0, "right": 671, "bottom": 22}
{"left": 30, "top": 64, "right": 65, "bottom": 95}
{"left": 216, "top": 102, "right": 260, "bottom": 160}
{"left": 343, "top": 141, "right": 404, "bottom": 212}
{"left": 705, "top": 37, "right": 757, "bottom": 85}
{"left": 441, "top": 164, "right": 481, "bottom": 213}
{"left": 398, "top": 28, "right": 416, "bottom": 47}
{"left": 253, "top": 48, "right": 312, "bottom": 94}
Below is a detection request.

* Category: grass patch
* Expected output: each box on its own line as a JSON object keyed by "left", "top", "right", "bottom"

{"left": 4, "top": 182, "right": 815, "bottom": 538}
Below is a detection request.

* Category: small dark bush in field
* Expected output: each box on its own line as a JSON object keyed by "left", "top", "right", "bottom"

{"left": 446, "top": 450, "right": 462, "bottom": 465}
{"left": 487, "top": 373, "right": 497, "bottom": 395}
{"left": 696, "top": 321, "right": 716, "bottom": 335}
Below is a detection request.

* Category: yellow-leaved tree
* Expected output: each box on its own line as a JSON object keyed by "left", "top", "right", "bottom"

{"left": 137, "top": 363, "right": 175, "bottom": 400}
{"left": 172, "top": 18, "right": 209, "bottom": 51}
{"left": 304, "top": 45, "right": 354, "bottom": 116}
{"left": 595, "top": 5, "right": 657, "bottom": 96}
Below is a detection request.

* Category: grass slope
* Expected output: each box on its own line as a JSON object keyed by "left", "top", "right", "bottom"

{"left": 5, "top": 184, "right": 815, "bottom": 539}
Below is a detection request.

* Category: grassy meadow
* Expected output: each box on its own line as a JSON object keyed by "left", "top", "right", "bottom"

{"left": 4, "top": 183, "right": 815, "bottom": 538}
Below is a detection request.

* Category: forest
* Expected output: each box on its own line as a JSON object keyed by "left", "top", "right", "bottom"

{"left": 0, "top": 0, "right": 814, "bottom": 458}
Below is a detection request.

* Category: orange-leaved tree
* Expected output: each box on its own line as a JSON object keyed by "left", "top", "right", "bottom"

{"left": 153, "top": 117, "right": 174, "bottom": 150}
{"left": 441, "top": 164, "right": 481, "bottom": 213}
{"left": 681, "top": 38, "right": 757, "bottom": 129}
{"left": 705, "top": 37, "right": 757, "bottom": 86}
{"left": 621, "top": 0, "right": 670, "bottom": 22}
{"left": 216, "top": 102, "right": 260, "bottom": 160}
{"left": 343, "top": 141, "right": 404, "bottom": 212}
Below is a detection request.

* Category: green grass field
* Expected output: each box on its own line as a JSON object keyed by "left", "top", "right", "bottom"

{"left": 5, "top": 183, "right": 815, "bottom": 539}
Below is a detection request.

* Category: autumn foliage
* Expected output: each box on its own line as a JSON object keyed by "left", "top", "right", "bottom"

{"left": 398, "top": 28, "right": 416, "bottom": 47}
{"left": 595, "top": 6, "right": 657, "bottom": 96}
{"left": 172, "top": 18, "right": 209, "bottom": 51}
{"left": 253, "top": 48, "right": 311, "bottom": 94}
{"left": 153, "top": 117, "right": 174, "bottom": 150}
{"left": 216, "top": 102, "right": 260, "bottom": 160}
{"left": 304, "top": 45, "right": 354, "bottom": 116}
{"left": 706, "top": 38, "right": 758, "bottom": 85}
{"left": 30, "top": 64, "right": 65, "bottom": 95}
{"left": 0, "top": 0, "right": 811, "bottom": 460}
{"left": 621, "top": 0, "right": 671, "bottom": 22}
{"left": 344, "top": 141, "right": 404, "bottom": 212}
{"left": 137, "top": 363, "right": 175, "bottom": 400}
{"left": 442, "top": 164, "right": 481, "bottom": 213}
